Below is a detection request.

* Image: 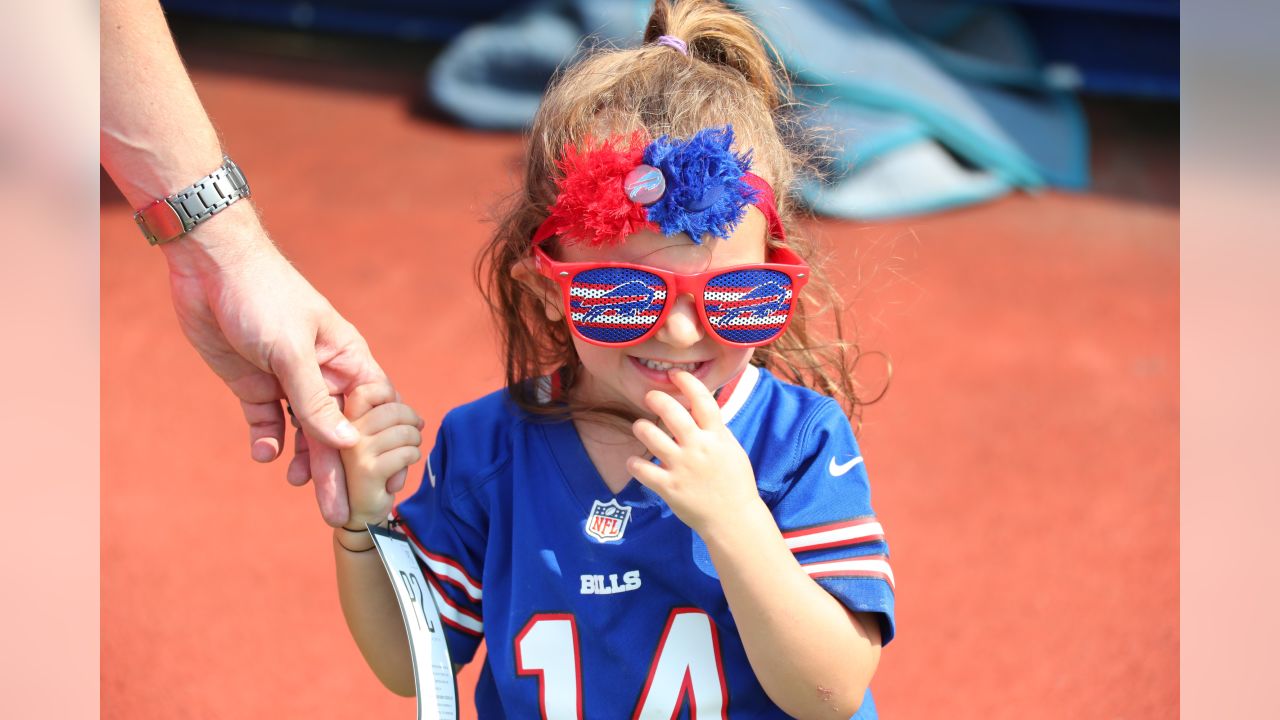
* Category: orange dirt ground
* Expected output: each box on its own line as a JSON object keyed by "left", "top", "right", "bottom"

{"left": 101, "top": 31, "right": 1177, "bottom": 720}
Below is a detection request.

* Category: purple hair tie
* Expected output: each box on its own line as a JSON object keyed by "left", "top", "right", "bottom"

{"left": 656, "top": 35, "right": 688, "bottom": 56}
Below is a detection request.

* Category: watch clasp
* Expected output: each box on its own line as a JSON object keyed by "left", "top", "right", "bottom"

{"left": 134, "top": 199, "right": 186, "bottom": 246}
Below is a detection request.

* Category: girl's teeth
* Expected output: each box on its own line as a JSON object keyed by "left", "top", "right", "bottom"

{"left": 638, "top": 359, "right": 699, "bottom": 372}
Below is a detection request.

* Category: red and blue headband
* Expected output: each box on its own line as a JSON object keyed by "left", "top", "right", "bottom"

{"left": 531, "top": 125, "right": 785, "bottom": 247}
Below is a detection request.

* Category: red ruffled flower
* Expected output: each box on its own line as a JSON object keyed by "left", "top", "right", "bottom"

{"left": 543, "top": 131, "right": 655, "bottom": 247}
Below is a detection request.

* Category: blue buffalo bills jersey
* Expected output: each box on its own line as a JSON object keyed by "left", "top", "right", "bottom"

{"left": 394, "top": 365, "right": 895, "bottom": 719}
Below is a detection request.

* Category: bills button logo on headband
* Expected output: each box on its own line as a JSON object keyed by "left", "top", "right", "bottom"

{"left": 530, "top": 126, "right": 805, "bottom": 348}
{"left": 623, "top": 165, "right": 666, "bottom": 205}
{"left": 532, "top": 125, "right": 785, "bottom": 248}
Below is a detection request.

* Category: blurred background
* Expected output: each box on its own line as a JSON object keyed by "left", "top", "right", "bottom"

{"left": 100, "top": 1, "right": 1177, "bottom": 718}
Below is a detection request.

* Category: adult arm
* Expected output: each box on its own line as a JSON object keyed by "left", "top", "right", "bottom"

{"left": 100, "top": 0, "right": 405, "bottom": 524}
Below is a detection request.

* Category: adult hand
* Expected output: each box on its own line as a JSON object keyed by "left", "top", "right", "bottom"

{"left": 100, "top": 0, "right": 407, "bottom": 525}
{"left": 163, "top": 204, "right": 399, "bottom": 526}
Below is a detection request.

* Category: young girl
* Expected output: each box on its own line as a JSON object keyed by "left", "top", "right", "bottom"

{"left": 330, "top": 2, "right": 894, "bottom": 717}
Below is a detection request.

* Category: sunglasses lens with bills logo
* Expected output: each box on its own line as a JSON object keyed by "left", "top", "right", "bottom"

{"left": 536, "top": 245, "right": 808, "bottom": 348}
{"left": 568, "top": 267, "right": 668, "bottom": 344}
{"left": 702, "top": 269, "right": 794, "bottom": 345}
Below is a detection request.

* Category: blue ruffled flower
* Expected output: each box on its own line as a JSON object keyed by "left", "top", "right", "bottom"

{"left": 642, "top": 126, "right": 759, "bottom": 244}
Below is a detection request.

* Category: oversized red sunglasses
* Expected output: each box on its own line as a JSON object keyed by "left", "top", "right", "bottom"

{"left": 532, "top": 244, "right": 810, "bottom": 348}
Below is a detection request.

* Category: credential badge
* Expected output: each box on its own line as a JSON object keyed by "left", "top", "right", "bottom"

{"left": 585, "top": 499, "right": 632, "bottom": 543}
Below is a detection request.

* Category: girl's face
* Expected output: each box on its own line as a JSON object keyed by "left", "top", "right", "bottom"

{"left": 555, "top": 208, "right": 768, "bottom": 418}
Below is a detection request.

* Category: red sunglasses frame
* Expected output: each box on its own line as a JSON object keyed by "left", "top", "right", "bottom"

{"left": 532, "top": 244, "right": 810, "bottom": 348}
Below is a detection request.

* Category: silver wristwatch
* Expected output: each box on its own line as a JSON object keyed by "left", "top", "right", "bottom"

{"left": 133, "top": 155, "right": 251, "bottom": 245}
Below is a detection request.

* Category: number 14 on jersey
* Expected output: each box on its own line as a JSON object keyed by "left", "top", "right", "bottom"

{"left": 515, "top": 608, "right": 729, "bottom": 719}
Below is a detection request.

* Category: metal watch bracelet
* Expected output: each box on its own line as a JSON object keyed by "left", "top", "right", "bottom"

{"left": 133, "top": 155, "right": 251, "bottom": 245}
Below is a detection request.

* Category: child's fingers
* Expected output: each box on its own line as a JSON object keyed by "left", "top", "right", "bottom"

{"left": 372, "top": 446, "right": 423, "bottom": 479}
{"left": 345, "top": 381, "right": 398, "bottom": 420}
{"left": 626, "top": 454, "right": 669, "bottom": 490}
{"left": 354, "top": 402, "right": 423, "bottom": 435}
{"left": 632, "top": 418, "right": 679, "bottom": 462}
{"left": 643, "top": 390, "right": 698, "bottom": 442}
{"left": 364, "top": 424, "right": 423, "bottom": 455}
{"left": 670, "top": 370, "right": 722, "bottom": 430}
{"left": 385, "top": 467, "right": 409, "bottom": 494}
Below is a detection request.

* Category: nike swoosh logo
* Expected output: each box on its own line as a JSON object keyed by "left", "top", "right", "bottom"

{"left": 427, "top": 459, "right": 437, "bottom": 487}
{"left": 828, "top": 456, "right": 864, "bottom": 477}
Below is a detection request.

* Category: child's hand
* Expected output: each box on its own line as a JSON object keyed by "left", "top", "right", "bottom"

{"left": 339, "top": 383, "right": 425, "bottom": 529}
{"left": 627, "top": 370, "right": 761, "bottom": 536}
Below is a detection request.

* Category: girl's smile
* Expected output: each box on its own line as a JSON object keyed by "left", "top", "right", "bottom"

{"left": 627, "top": 354, "right": 712, "bottom": 385}
{"left": 629, "top": 356, "right": 708, "bottom": 375}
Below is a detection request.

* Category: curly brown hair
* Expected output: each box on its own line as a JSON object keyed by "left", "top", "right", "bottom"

{"left": 476, "top": 0, "right": 873, "bottom": 424}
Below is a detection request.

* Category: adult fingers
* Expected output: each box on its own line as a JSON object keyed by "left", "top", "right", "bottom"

{"left": 670, "top": 370, "right": 723, "bottom": 430}
{"left": 345, "top": 381, "right": 398, "bottom": 421}
{"left": 632, "top": 418, "right": 679, "bottom": 463}
{"left": 643, "top": 390, "right": 699, "bottom": 442}
{"left": 309, "top": 441, "right": 351, "bottom": 527}
{"left": 286, "top": 427, "right": 310, "bottom": 486}
{"left": 274, "top": 343, "right": 355, "bottom": 524}
{"left": 274, "top": 343, "right": 359, "bottom": 449}
{"left": 242, "top": 400, "right": 285, "bottom": 462}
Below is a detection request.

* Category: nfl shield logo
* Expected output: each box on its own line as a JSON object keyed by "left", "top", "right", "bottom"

{"left": 585, "top": 499, "right": 632, "bottom": 543}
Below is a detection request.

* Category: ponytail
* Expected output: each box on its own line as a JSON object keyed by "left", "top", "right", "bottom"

{"left": 643, "top": 0, "right": 786, "bottom": 110}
